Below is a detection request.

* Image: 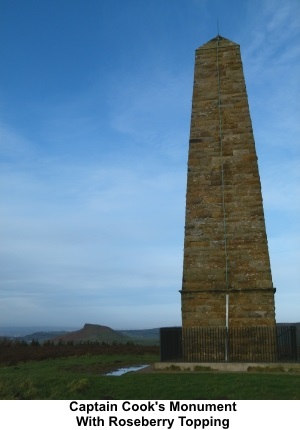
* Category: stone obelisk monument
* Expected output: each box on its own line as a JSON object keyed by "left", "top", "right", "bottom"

{"left": 181, "top": 36, "right": 276, "bottom": 329}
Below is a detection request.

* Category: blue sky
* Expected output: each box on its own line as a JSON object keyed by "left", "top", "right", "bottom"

{"left": 0, "top": 0, "right": 299, "bottom": 329}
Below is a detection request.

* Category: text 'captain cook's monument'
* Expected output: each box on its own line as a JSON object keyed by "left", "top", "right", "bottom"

{"left": 180, "top": 35, "right": 276, "bottom": 330}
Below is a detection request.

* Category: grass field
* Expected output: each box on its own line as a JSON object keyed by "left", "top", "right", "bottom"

{"left": 1, "top": 351, "right": 299, "bottom": 400}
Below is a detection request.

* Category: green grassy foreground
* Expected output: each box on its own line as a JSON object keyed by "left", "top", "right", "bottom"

{"left": 1, "top": 353, "right": 299, "bottom": 400}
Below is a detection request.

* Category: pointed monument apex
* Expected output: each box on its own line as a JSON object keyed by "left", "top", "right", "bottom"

{"left": 198, "top": 35, "right": 239, "bottom": 50}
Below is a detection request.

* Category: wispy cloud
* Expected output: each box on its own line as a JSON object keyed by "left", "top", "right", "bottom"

{"left": 0, "top": 123, "right": 35, "bottom": 158}
{"left": 0, "top": 122, "right": 185, "bottom": 327}
{"left": 109, "top": 69, "right": 191, "bottom": 161}
{"left": 261, "top": 159, "right": 300, "bottom": 214}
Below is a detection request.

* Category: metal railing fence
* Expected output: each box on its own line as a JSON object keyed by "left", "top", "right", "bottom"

{"left": 160, "top": 326, "right": 299, "bottom": 363}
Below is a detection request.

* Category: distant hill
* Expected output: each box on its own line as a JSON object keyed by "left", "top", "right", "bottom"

{"left": 117, "top": 328, "right": 160, "bottom": 341}
{"left": 17, "top": 331, "right": 69, "bottom": 343}
{"left": 277, "top": 323, "right": 300, "bottom": 326}
{"left": 11, "top": 326, "right": 160, "bottom": 345}
{"left": 0, "top": 326, "right": 78, "bottom": 338}
{"left": 51, "top": 323, "right": 131, "bottom": 344}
